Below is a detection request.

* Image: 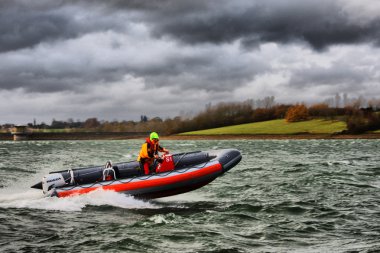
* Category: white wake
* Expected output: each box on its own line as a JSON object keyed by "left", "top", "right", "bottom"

{"left": 0, "top": 188, "right": 158, "bottom": 212}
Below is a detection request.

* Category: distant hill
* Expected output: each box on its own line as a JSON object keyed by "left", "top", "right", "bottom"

{"left": 179, "top": 119, "right": 347, "bottom": 135}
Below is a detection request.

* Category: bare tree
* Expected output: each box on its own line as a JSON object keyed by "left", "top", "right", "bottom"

{"left": 335, "top": 93, "right": 341, "bottom": 108}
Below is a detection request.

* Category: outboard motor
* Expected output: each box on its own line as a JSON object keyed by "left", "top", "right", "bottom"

{"left": 42, "top": 173, "right": 66, "bottom": 195}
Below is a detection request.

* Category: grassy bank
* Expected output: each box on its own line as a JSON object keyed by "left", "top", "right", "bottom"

{"left": 179, "top": 119, "right": 347, "bottom": 135}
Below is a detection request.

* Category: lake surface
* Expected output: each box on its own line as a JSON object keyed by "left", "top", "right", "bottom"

{"left": 0, "top": 139, "right": 379, "bottom": 253}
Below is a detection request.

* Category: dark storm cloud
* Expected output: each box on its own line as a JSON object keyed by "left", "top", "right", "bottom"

{"left": 0, "top": 67, "right": 126, "bottom": 93}
{"left": 0, "top": 9, "right": 70, "bottom": 52}
{"left": 137, "top": 52, "right": 268, "bottom": 92}
{"left": 99, "top": 0, "right": 380, "bottom": 50}
{"left": 2, "top": 0, "right": 380, "bottom": 53}
{"left": 0, "top": 0, "right": 126, "bottom": 52}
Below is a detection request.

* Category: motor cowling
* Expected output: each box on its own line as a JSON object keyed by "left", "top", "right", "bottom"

{"left": 42, "top": 173, "right": 66, "bottom": 194}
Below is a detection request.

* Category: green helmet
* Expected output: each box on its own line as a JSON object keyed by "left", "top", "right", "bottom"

{"left": 150, "top": 132, "right": 159, "bottom": 141}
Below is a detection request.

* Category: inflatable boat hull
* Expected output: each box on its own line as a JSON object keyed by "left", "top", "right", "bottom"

{"left": 31, "top": 149, "right": 241, "bottom": 199}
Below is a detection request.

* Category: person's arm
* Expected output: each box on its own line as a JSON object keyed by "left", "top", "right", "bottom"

{"left": 158, "top": 145, "right": 169, "bottom": 153}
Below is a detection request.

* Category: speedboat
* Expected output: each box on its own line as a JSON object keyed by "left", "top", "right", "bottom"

{"left": 31, "top": 149, "right": 242, "bottom": 199}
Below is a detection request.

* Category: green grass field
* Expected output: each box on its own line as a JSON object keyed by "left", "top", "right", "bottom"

{"left": 30, "top": 129, "right": 75, "bottom": 133}
{"left": 180, "top": 119, "right": 347, "bottom": 135}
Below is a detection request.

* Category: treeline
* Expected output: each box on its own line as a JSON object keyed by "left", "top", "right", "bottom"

{"left": 176, "top": 102, "right": 291, "bottom": 133}
{"left": 284, "top": 103, "right": 380, "bottom": 133}
{"left": 177, "top": 101, "right": 380, "bottom": 134}
{"left": 3, "top": 96, "right": 380, "bottom": 135}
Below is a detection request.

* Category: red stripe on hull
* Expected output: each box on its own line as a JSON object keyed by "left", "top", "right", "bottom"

{"left": 57, "top": 163, "right": 222, "bottom": 198}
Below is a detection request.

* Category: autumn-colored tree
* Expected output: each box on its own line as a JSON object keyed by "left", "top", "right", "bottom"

{"left": 285, "top": 104, "right": 309, "bottom": 122}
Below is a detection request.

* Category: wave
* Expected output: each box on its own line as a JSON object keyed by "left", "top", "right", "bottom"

{"left": 0, "top": 188, "right": 158, "bottom": 212}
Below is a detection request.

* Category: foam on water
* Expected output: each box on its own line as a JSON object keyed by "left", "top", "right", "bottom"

{"left": 371, "top": 180, "right": 380, "bottom": 188}
{"left": 147, "top": 213, "right": 177, "bottom": 224}
{"left": 0, "top": 188, "right": 158, "bottom": 212}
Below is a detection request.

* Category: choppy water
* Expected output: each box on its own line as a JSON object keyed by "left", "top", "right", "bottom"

{"left": 0, "top": 139, "right": 380, "bottom": 253}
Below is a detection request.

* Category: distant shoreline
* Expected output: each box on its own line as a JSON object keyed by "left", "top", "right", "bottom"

{"left": 0, "top": 132, "right": 148, "bottom": 141}
{"left": 162, "top": 133, "right": 380, "bottom": 140}
{"left": 1, "top": 132, "right": 379, "bottom": 141}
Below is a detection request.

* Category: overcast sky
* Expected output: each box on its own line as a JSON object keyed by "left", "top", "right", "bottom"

{"left": 1, "top": 0, "right": 380, "bottom": 124}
